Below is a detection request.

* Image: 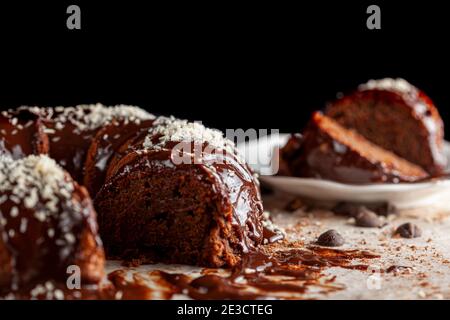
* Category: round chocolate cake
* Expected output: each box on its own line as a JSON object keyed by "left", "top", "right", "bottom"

{"left": 0, "top": 104, "right": 265, "bottom": 297}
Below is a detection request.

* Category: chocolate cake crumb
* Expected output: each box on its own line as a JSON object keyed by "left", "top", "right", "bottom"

{"left": 316, "top": 230, "right": 345, "bottom": 247}
{"left": 386, "top": 265, "right": 414, "bottom": 275}
{"left": 394, "top": 223, "right": 422, "bottom": 238}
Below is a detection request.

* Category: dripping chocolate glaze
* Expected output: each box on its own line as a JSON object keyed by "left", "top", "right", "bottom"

{"left": 107, "top": 246, "right": 379, "bottom": 300}
{"left": 2, "top": 244, "right": 380, "bottom": 300}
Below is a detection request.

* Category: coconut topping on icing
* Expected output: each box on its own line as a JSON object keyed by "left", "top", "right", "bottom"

{"left": 21, "top": 104, "right": 155, "bottom": 132}
{"left": 359, "top": 78, "right": 416, "bottom": 95}
{"left": 0, "top": 155, "right": 75, "bottom": 217}
{"left": 142, "top": 116, "right": 237, "bottom": 155}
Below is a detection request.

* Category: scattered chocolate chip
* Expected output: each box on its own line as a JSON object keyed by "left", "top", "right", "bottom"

{"left": 394, "top": 223, "right": 422, "bottom": 238}
{"left": 354, "top": 208, "right": 383, "bottom": 228}
{"left": 316, "top": 229, "right": 345, "bottom": 247}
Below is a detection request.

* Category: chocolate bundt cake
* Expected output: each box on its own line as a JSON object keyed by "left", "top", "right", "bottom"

{"left": 0, "top": 103, "right": 265, "bottom": 298}
{"left": 282, "top": 112, "right": 428, "bottom": 184}
{"left": 0, "top": 155, "right": 104, "bottom": 294}
{"left": 0, "top": 109, "right": 49, "bottom": 159}
{"left": 94, "top": 116, "right": 264, "bottom": 267}
{"left": 326, "top": 78, "right": 447, "bottom": 175}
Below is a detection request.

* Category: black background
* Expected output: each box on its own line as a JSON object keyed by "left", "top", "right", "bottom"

{"left": 0, "top": 1, "right": 449, "bottom": 135}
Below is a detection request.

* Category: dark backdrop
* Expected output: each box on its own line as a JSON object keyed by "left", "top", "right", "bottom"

{"left": 0, "top": 1, "right": 449, "bottom": 134}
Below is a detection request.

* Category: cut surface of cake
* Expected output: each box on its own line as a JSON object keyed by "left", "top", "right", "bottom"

{"left": 283, "top": 112, "right": 428, "bottom": 184}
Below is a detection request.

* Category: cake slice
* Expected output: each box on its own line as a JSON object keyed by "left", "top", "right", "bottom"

{"left": 285, "top": 112, "right": 428, "bottom": 184}
{"left": 94, "top": 117, "right": 264, "bottom": 267}
{"left": 326, "top": 78, "right": 446, "bottom": 175}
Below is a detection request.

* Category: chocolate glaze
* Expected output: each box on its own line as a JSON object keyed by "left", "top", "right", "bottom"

{"left": 84, "top": 119, "right": 155, "bottom": 197}
{"left": 0, "top": 281, "right": 117, "bottom": 300}
{"left": 27, "top": 106, "right": 103, "bottom": 184}
{"left": 0, "top": 156, "right": 104, "bottom": 294}
{"left": 2, "top": 244, "right": 379, "bottom": 300}
{"left": 20, "top": 104, "right": 154, "bottom": 184}
{"left": 116, "top": 246, "right": 380, "bottom": 300}
{"left": 107, "top": 270, "right": 159, "bottom": 300}
{"left": 0, "top": 109, "right": 49, "bottom": 159}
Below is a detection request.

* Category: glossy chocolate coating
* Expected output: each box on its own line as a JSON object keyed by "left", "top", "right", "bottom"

{"left": 0, "top": 109, "right": 49, "bottom": 159}
{"left": 0, "top": 156, "right": 104, "bottom": 294}
{"left": 84, "top": 119, "right": 155, "bottom": 197}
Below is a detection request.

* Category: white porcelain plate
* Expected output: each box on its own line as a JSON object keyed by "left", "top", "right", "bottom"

{"left": 236, "top": 134, "right": 450, "bottom": 209}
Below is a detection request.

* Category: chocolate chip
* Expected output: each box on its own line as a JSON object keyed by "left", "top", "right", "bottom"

{"left": 394, "top": 223, "right": 422, "bottom": 238}
{"left": 316, "top": 229, "right": 345, "bottom": 247}
{"left": 354, "top": 208, "right": 383, "bottom": 228}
